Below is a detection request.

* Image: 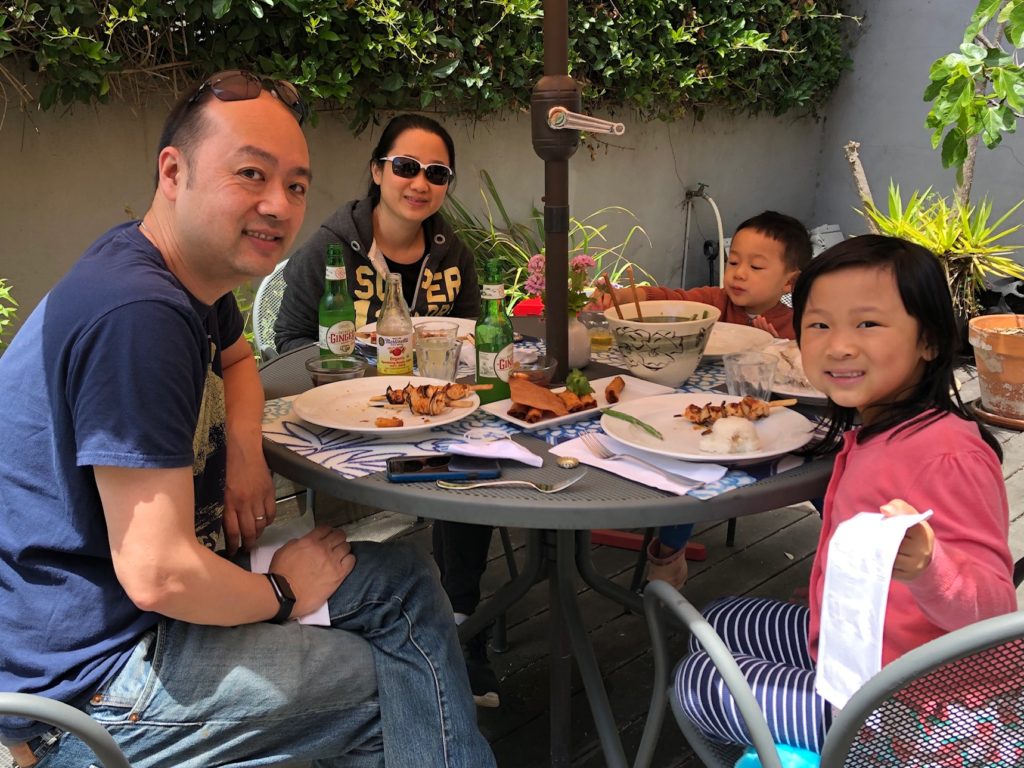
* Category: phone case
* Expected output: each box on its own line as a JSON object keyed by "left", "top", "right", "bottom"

{"left": 385, "top": 455, "right": 501, "bottom": 483}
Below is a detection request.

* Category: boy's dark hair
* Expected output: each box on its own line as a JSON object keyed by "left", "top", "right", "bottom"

{"left": 367, "top": 114, "right": 456, "bottom": 205}
{"left": 734, "top": 211, "right": 812, "bottom": 273}
{"left": 791, "top": 234, "right": 1001, "bottom": 460}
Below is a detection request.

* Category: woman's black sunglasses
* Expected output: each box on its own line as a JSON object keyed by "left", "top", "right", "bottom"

{"left": 188, "top": 70, "right": 309, "bottom": 125}
{"left": 378, "top": 155, "right": 454, "bottom": 186}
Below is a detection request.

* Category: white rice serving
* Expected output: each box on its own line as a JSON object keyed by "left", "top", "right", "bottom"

{"left": 698, "top": 416, "right": 762, "bottom": 454}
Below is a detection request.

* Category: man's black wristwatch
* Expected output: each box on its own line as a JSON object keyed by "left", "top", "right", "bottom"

{"left": 265, "top": 572, "right": 296, "bottom": 624}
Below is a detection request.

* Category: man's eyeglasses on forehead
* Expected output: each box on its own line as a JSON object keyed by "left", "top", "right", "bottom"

{"left": 378, "top": 155, "right": 454, "bottom": 186}
{"left": 188, "top": 69, "right": 309, "bottom": 125}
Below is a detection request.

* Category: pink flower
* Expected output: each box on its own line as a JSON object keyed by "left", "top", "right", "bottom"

{"left": 524, "top": 272, "right": 546, "bottom": 295}
{"left": 527, "top": 253, "right": 546, "bottom": 273}
{"left": 570, "top": 254, "right": 596, "bottom": 272}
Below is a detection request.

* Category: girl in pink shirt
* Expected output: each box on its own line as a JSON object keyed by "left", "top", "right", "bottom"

{"left": 675, "top": 235, "right": 1015, "bottom": 754}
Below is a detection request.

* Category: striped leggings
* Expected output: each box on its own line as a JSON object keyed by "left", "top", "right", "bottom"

{"left": 674, "top": 596, "right": 834, "bottom": 753}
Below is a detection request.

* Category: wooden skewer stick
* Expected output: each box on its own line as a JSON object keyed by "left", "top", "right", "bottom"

{"left": 600, "top": 272, "right": 624, "bottom": 319}
{"left": 626, "top": 265, "right": 644, "bottom": 321}
{"left": 768, "top": 398, "right": 798, "bottom": 408}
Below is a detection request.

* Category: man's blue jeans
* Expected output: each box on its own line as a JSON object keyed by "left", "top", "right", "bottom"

{"left": 35, "top": 540, "right": 495, "bottom": 768}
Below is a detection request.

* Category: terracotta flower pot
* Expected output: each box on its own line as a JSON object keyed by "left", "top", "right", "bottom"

{"left": 968, "top": 314, "right": 1024, "bottom": 421}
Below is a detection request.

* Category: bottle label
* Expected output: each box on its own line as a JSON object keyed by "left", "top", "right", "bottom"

{"left": 476, "top": 343, "right": 514, "bottom": 382}
{"left": 325, "top": 265, "right": 346, "bottom": 281}
{"left": 377, "top": 333, "right": 413, "bottom": 375}
{"left": 481, "top": 283, "right": 506, "bottom": 300}
{"left": 320, "top": 321, "right": 355, "bottom": 354}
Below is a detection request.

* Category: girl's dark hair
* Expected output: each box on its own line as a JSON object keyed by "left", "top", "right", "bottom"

{"left": 792, "top": 234, "right": 1001, "bottom": 460}
{"left": 367, "top": 114, "right": 456, "bottom": 205}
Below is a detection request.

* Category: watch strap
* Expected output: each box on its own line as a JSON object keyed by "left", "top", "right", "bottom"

{"left": 265, "top": 572, "right": 295, "bottom": 624}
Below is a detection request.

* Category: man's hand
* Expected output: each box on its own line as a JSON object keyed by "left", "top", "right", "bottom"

{"left": 270, "top": 526, "right": 356, "bottom": 616}
{"left": 223, "top": 454, "right": 276, "bottom": 555}
{"left": 751, "top": 315, "right": 780, "bottom": 337}
{"left": 880, "top": 498, "right": 935, "bottom": 582}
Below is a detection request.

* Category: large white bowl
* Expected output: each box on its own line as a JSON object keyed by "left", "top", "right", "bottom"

{"left": 604, "top": 300, "right": 720, "bottom": 386}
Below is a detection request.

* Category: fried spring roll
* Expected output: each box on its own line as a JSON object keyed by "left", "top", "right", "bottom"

{"left": 604, "top": 375, "right": 625, "bottom": 404}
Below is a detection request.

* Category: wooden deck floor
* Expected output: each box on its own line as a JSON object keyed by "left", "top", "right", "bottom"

{"left": 297, "top": 375, "right": 1024, "bottom": 768}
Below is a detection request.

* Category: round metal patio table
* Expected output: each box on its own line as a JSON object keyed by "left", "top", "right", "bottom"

{"left": 260, "top": 344, "right": 835, "bottom": 768}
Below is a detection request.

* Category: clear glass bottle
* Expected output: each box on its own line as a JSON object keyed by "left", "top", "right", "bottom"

{"left": 475, "top": 259, "right": 515, "bottom": 403}
{"left": 318, "top": 244, "right": 356, "bottom": 357}
{"left": 376, "top": 272, "right": 414, "bottom": 376}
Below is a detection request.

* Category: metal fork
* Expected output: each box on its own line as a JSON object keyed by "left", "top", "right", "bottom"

{"left": 436, "top": 472, "right": 586, "bottom": 494}
{"left": 579, "top": 432, "right": 706, "bottom": 488}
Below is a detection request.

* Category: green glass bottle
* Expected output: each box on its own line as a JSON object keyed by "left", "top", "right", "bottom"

{"left": 318, "top": 244, "right": 356, "bottom": 357}
{"left": 475, "top": 259, "right": 515, "bottom": 404}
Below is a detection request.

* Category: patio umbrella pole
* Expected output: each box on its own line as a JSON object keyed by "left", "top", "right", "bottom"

{"left": 531, "top": 0, "right": 577, "bottom": 383}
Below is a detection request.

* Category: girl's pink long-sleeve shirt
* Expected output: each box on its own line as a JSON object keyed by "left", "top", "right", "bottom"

{"left": 808, "top": 412, "right": 1016, "bottom": 667}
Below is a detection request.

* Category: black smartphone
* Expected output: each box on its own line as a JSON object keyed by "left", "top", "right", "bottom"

{"left": 385, "top": 455, "right": 502, "bottom": 483}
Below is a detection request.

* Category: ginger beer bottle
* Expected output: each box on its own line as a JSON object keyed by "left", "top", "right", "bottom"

{"left": 318, "top": 244, "right": 356, "bottom": 357}
{"left": 475, "top": 259, "right": 514, "bottom": 403}
{"left": 376, "top": 273, "right": 414, "bottom": 376}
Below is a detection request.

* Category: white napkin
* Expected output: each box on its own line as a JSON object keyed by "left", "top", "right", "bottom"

{"left": 814, "top": 509, "right": 934, "bottom": 709}
{"left": 446, "top": 438, "right": 544, "bottom": 467}
{"left": 551, "top": 433, "right": 727, "bottom": 495}
{"left": 250, "top": 513, "right": 330, "bottom": 626}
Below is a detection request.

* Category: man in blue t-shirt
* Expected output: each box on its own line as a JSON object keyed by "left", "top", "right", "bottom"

{"left": 0, "top": 73, "right": 495, "bottom": 768}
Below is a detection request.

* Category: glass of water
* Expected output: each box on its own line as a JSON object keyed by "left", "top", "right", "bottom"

{"left": 414, "top": 320, "right": 462, "bottom": 380}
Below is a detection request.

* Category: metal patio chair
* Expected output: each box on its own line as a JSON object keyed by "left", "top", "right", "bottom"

{"left": 634, "top": 575, "right": 1024, "bottom": 768}
{"left": 0, "top": 693, "right": 132, "bottom": 768}
{"left": 253, "top": 258, "right": 289, "bottom": 362}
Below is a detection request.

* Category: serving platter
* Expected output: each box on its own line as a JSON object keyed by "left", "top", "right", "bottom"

{"left": 480, "top": 375, "right": 676, "bottom": 432}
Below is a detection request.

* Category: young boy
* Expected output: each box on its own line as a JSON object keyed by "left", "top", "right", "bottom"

{"left": 592, "top": 210, "right": 812, "bottom": 340}
{"left": 595, "top": 211, "right": 812, "bottom": 588}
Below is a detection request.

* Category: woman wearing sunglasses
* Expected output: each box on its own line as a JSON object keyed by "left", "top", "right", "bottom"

{"left": 274, "top": 114, "right": 501, "bottom": 708}
{"left": 275, "top": 113, "right": 478, "bottom": 345}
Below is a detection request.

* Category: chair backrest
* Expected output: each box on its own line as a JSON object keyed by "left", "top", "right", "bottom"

{"left": 0, "top": 692, "right": 132, "bottom": 768}
{"left": 636, "top": 575, "right": 1024, "bottom": 768}
{"left": 820, "top": 609, "right": 1024, "bottom": 766}
{"left": 253, "top": 259, "right": 289, "bottom": 360}
{"left": 258, "top": 342, "right": 318, "bottom": 400}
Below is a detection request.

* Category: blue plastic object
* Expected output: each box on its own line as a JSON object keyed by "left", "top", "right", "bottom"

{"left": 734, "top": 743, "right": 821, "bottom": 768}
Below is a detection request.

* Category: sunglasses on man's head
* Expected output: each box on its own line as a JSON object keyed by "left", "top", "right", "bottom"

{"left": 188, "top": 69, "right": 308, "bottom": 125}
{"left": 378, "top": 155, "right": 454, "bottom": 186}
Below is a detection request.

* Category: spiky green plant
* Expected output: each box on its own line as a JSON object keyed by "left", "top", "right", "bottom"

{"left": 861, "top": 182, "right": 1024, "bottom": 318}
{"left": 0, "top": 279, "right": 18, "bottom": 351}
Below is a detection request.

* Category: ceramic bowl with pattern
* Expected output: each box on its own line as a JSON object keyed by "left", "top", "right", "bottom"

{"left": 604, "top": 300, "right": 720, "bottom": 387}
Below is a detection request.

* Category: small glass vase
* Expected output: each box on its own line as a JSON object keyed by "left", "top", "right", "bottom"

{"left": 568, "top": 315, "right": 591, "bottom": 369}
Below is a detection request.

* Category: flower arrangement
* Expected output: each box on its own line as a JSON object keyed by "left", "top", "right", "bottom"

{"left": 524, "top": 253, "right": 596, "bottom": 315}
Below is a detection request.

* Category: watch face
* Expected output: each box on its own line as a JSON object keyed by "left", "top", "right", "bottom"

{"left": 271, "top": 573, "right": 296, "bottom": 601}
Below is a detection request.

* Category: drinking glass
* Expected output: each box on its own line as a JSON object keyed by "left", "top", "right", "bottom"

{"left": 578, "top": 310, "right": 614, "bottom": 352}
{"left": 723, "top": 351, "right": 778, "bottom": 401}
{"left": 414, "top": 321, "right": 462, "bottom": 380}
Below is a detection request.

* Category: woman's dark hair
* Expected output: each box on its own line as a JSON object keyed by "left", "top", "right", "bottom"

{"left": 792, "top": 234, "right": 1001, "bottom": 460}
{"left": 367, "top": 114, "right": 456, "bottom": 205}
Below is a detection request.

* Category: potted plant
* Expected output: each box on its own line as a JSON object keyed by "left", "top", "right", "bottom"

{"left": 845, "top": 0, "right": 1024, "bottom": 423}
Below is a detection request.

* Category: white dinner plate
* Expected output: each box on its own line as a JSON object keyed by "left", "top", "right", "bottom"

{"left": 292, "top": 376, "right": 480, "bottom": 435}
{"left": 702, "top": 323, "right": 773, "bottom": 359}
{"left": 599, "top": 392, "right": 815, "bottom": 464}
{"left": 762, "top": 341, "right": 828, "bottom": 403}
{"left": 480, "top": 375, "right": 676, "bottom": 432}
{"left": 355, "top": 317, "right": 477, "bottom": 350}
